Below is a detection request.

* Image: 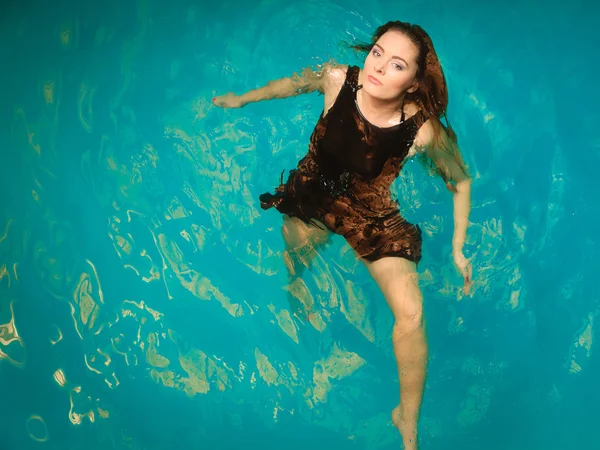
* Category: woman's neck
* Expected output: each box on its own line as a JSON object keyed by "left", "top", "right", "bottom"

{"left": 356, "top": 89, "right": 405, "bottom": 126}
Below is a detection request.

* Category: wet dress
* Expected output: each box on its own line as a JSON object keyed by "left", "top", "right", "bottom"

{"left": 259, "top": 65, "right": 428, "bottom": 264}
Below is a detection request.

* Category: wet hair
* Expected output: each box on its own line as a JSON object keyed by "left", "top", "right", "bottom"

{"left": 351, "top": 21, "right": 469, "bottom": 187}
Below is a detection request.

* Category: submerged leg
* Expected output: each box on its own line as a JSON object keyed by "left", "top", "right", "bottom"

{"left": 281, "top": 215, "right": 330, "bottom": 323}
{"left": 362, "top": 256, "right": 427, "bottom": 450}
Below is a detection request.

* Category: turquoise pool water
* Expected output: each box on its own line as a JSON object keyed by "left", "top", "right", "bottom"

{"left": 1, "top": 0, "right": 598, "bottom": 449}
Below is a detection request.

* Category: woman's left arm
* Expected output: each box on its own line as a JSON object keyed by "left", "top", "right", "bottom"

{"left": 434, "top": 155, "right": 471, "bottom": 259}
{"left": 413, "top": 120, "right": 473, "bottom": 294}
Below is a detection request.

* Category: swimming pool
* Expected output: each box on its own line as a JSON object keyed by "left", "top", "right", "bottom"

{"left": 0, "top": 0, "right": 598, "bottom": 449}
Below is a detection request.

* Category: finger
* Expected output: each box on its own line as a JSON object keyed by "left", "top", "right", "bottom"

{"left": 460, "top": 263, "right": 468, "bottom": 281}
{"left": 464, "top": 281, "right": 471, "bottom": 296}
{"left": 464, "top": 266, "right": 472, "bottom": 295}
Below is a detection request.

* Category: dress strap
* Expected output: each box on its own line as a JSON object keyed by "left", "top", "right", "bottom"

{"left": 413, "top": 109, "right": 428, "bottom": 128}
{"left": 400, "top": 99, "right": 406, "bottom": 123}
{"left": 326, "top": 66, "right": 361, "bottom": 115}
{"left": 345, "top": 65, "right": 361, "bottom": 92}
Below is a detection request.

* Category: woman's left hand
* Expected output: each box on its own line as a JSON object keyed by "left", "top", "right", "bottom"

{"left": 453, "top": 249, "right": 472, "bottom": 295}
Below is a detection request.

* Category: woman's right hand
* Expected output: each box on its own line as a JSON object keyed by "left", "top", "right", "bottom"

{"left": 212, "top": 93, "right": 245, "bottom": 108}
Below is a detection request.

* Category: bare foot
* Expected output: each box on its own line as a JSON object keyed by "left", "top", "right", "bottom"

{"left": 392, "top": 406, "right": 419, "bottom": 450}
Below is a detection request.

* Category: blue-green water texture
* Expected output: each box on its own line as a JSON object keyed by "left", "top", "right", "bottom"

{"left": 0, "top": 0, "right": 599, "bottom": 449}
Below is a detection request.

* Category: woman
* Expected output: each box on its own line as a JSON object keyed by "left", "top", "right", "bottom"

{"left": 214, "top": 20, "right": 472, "bottom": 450}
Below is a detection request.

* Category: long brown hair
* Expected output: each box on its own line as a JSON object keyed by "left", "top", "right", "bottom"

{"left": 351, "top": 21, "right": 469, "bottom": 185}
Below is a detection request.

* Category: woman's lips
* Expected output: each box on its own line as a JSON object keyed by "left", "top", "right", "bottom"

{"left": 368, "top": 75, "right": 382, "bottom": 86}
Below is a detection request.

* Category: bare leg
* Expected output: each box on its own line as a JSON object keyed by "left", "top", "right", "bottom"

{"left": 281, "top": 215, "right": 331, "bottom": 323}
{"left": 362, "top": 256, "right": 427, "bottom": 450}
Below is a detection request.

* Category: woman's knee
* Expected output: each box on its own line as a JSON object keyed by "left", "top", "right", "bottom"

{"left": 395, "top": 302, "right": 423, "bottom": 334}
{"left": 282, "top": 216, "right": 308, "bottom": 249}
{"left": 373, "top": 267, "right": 423, "bottom": 331}
{"left": 393, "top": 285, "right": 423, "bottom": 326}
{"left": 281, "top": 216, "right": 328, "bottom": 250}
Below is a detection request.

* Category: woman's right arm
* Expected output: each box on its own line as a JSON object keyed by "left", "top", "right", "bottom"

{"left": 213, "top": 65, "right": 331, "bottom": 108}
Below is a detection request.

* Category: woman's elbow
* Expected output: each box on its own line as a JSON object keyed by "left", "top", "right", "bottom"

{"left": 454, "top": 177, "right": 472, "bottom": 193}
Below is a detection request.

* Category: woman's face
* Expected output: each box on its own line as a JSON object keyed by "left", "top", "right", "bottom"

{"left": 361, "top": 30, "right": 420, "bottom": 101}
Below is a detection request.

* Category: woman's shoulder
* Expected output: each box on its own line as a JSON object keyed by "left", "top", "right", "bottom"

{"left": 412, "top": 116, "right": 434, "bottom": 148}
{"left": 321, "top": 63, "right": 349, "bottom": 82}
{"left": 319, "top": 63, "right": 350, "bottom": 94}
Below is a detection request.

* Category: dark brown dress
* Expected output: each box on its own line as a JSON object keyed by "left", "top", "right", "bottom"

{"left": 259, "top": 65, "right": 428, "bottom": 264}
